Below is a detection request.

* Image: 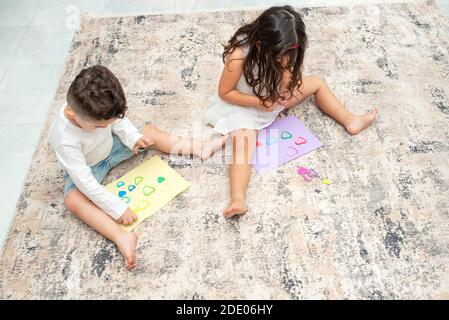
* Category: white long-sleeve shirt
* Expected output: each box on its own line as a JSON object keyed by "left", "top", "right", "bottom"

{"left": 48, "top": 105, "right": 143, "bottom": 219}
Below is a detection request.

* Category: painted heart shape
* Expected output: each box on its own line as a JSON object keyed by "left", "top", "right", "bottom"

{"left": 142, "top": 185, "right": 156, "bottom": 196}
{"left": 287, "top": 146, "right": 299, "bottom": 157}
{"left": 121, "top": 196, "right": 131, "bottom": 204}
{"left": 256, "top": 141, "right": 262, "bottom": 147}
{"left": 295, "top": 136, "right": 307, "bottom": 145}
{"left": 116, "top": 181, "right": 125, "bottom": 188}
{"left": 134, "top": 176, "right": 143, "bottom": 185}
{"left": 281, "top": 131, "right": 293, "bottom": 139}
{"left": 157, "top": 176, "right": 165, "bottom": 183}
{"left": 266, "top": 137, "right": 278, "bottom": 145}
{"left": 137, "top": 200, "right": 150, "bottom": 211}
{"left": 128, "top": 184, "right": 136, "bottom": 192}
{"left": 118, "top": 190, "right": 127, "bottom": 197}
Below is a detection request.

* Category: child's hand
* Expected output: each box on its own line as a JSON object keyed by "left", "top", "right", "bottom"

{"left": 132, "top": 136, "right": 154, "bottom": 155}
{"left": 118, "top": 208, "right": 138, "bottom": 226}
{"left": 276, "top": 97, "right": 289, "bottom": 108}
{"left": 258, "top": 99, "right": 281, "bottom": 112}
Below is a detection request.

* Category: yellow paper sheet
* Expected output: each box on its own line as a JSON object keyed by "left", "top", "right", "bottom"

{"left": 105, "top": 156, "right": 190, "bottom": 231}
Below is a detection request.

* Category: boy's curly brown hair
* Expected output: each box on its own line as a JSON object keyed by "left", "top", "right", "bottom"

{"left": 67, "top": 65, "right": 127, "bottom": 120}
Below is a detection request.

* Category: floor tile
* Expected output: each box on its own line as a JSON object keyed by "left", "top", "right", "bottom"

{"left": 0, "top": 27, "right": 27, "bottom": 81}
{"left": 0, "top": 58, "right": 63, "bottom": 92}
{"left": 0, "top": 0, "right": 40, "bottom": 27}
{"left": 30, "top": 0, "right": 107, "bottom": 27}
{"left": 0, "top": 88, "right": 56, "bottom": 124}
{"left": 14, "top": 25, "right": 75, "bottom": 66}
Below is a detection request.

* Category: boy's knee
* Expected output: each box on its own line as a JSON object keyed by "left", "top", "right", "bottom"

{"left": 64, "top": 191, "right": 77, "bottom": 213}
{"left": 141, "top": 124, "right": 156, "bottom": 136}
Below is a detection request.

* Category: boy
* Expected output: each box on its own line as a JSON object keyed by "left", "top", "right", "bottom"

{"left": 49, "top": 65, "right": 227, "bottom": 270}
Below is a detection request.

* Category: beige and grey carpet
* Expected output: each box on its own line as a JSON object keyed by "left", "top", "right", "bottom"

{"left": 1, "top": 0, "right": 449, "bottom": 299}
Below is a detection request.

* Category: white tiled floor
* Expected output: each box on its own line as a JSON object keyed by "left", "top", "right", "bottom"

{"left": 0, "top": 0, "right": 448, "bottom": 248}
{"left": 0, "top": 0, "right": 40, "bottom": 27}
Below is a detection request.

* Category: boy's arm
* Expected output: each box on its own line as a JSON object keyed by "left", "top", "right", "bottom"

{"left": 55, "top": 144, "right": 128, "bottom": 220}
{"left": 111, "top": 117, "right": 144, "bottom": 150}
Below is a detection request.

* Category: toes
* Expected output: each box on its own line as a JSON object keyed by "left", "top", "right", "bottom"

{"left": 347, "top": 126, "right": 359, "bottom": 136}
{"left": 223, "top": 207, "right": 236, "bottom": 218}
{"left": 223, "top": 204, "right": 247, "bottom": 218}
{"left": 125, "top": 252, "right": 137, "bottom": 270}
{"left": 126, "top": 260, "right": 136, "bottom": 270}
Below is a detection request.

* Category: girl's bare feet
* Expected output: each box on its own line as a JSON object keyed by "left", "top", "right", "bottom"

{"left": 344, "top": 109, "right": 378, "bottom": 135}
{"left": 195, "top": 134, "right": 229, "bottom": 160}
{"left": 223, "top": 196, "right": 248, "bottom": 218}
{"left": 115, "top": 232, "right": 138, "bottom": 270}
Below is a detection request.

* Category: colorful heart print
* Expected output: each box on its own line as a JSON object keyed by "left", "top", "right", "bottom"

{"left": 142, "top": 185, "right": 156, "bottom": 196}
{"left": 295, "top": 136, "right": 307, "bottom": 145}
{"left": 281, "top": 131, "right": 293, "bottom": 139}
{"left": 134, "top": 176, "right": 143, "bottom": 185}
{"left": 287, "top": 146, "right": 299, "bottom": 156}
{"left": 266, "top": 136, "right": 278, "bottom": 145}
{"left": 118, "top": 190, "right": 127, "bottom": 197}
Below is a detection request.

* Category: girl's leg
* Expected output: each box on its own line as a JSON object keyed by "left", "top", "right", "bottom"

{"left": 286, "top": 76, "right": 377, "bottom": 135}
{"left": 141, "top": 125, "right": 228, "bottom": 159}
{"left": 64, "top": 189, "right": 138, "bottom": 270}
{"left": 224, "top": 128, "right": 257, "bottom": 218}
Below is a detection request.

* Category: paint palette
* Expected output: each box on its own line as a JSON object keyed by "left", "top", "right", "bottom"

{"left": 252, "top": 115, "right": 323, "bottom": 173}
{"left": 106, "top": 156, "right": 190, "bottom": 231}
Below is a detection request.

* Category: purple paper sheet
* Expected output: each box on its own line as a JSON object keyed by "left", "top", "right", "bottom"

{"left": 252, "top": 115, "right": 323, "bottom": 173}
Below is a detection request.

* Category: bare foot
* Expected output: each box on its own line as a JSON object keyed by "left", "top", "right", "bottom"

{"left": 196, "top": 134, "right": 229, "bottom": 160}
{"left": 115, "top": 232, "right": 138, "bottom": 270}
{"left": 223, "top": 198, "right": 248, "bottom": 218}
{"left": 345, "top": 108, "right": 378, "bottom": 135}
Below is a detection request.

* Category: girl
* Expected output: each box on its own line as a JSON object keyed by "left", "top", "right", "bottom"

{"left": 204, "top": 5, "right": 377, "bottom": 218}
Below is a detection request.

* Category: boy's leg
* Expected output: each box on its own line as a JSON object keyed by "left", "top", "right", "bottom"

{"left": 64, "top": 189, "right": 138, "bottom": 270}
{"left": 141, "top": 124, "right": 228, "bottom": 160}
{"left": 287, "top": 76, "right": 377, "bottom": 135}
{"left": 224, "top": 128, "right": 257, "bottom": 218}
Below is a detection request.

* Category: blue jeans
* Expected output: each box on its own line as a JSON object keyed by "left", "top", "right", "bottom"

{"left": 64, "top": 134, "right": 133, "bottom": 197}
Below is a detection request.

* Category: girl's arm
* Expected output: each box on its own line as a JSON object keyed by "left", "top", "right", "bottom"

{"left": 218, "top": 48, "right": 276, "bottom": 110}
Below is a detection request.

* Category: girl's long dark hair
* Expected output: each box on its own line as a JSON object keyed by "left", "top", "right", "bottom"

{"left": 223, "top": 6, "right": 307, "bottom": 105}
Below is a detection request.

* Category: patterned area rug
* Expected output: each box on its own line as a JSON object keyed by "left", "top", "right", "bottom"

{"left": 1, "top": 0, "right": 449, "bottom": 299}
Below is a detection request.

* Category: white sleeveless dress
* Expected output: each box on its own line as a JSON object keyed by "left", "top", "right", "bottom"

{"left": 203, "top": 45, "right": 284, "bottom": 135}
